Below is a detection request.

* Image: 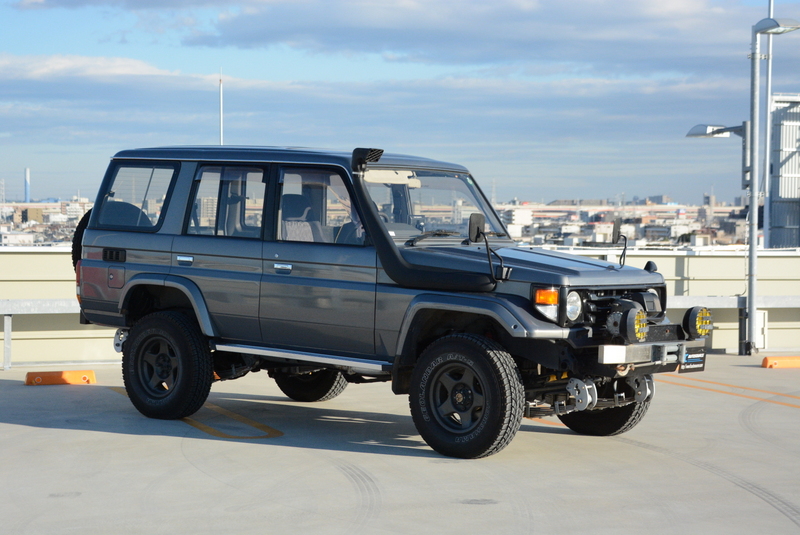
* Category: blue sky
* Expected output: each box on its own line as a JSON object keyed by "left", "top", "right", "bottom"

{"left": 1, "top": 0, "right": 799, "bottom": 204}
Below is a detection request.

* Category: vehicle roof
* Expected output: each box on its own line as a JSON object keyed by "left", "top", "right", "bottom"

{"left": 112, "top": 146, "right": 470, "bottom": 174}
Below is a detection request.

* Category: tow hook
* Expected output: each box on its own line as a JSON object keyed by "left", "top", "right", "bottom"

{"left": 113, "top": 329, "right": 129, "bottom": 353}
{"left": 626, "top": 375, "right": 654, "bottom": 403}
{"left": 567, "top": 378, "right": 598, "bottom": 411}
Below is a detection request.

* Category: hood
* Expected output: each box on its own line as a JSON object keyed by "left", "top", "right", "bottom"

{"left": 399, "top": 244, "right": 665, "bottom": 288}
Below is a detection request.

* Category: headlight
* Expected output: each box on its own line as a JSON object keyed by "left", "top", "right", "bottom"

{"left": 534, "top": 288, "right": 559, "bottom": 322}
{"left": 683, "top": 306, "right": 713, "bottom": 339}
{"left": 566, "top": 291, "right": 582, "bottom": 322}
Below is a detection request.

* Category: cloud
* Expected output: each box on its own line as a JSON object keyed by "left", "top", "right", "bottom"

{"left": 0, "top": 53, "right": 175, "bottom": 79}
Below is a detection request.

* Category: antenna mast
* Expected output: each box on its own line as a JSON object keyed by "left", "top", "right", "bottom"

{"left": 219, "top": 68, "right": 224, "bottom": 145}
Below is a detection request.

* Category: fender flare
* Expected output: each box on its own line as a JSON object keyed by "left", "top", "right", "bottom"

{"left": 118, "top": 274, "right": 217, "bottom": 337}
{"left": 394, "top": 293, "right": 569, "bottom": 362}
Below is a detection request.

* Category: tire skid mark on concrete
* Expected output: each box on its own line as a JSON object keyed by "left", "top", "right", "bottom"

{"left": 615, "top": 437, "right": 800, "bottom": 528}
{"left": 738, "top": 401, "right": 800, "bottom": 460}
{"left": 331, "top": 458, "right": 382, "bottom": 533}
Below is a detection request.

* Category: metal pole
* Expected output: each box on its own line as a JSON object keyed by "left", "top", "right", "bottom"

{"left": 219, "top": 68, "right": 224, "bottom": 146}
{"left": 763, "top": 1, "right": 775, "bottom": 248}
{"left": 4, "top": 315, "right": 11, "bottom": 370}
{"left": 748, "top": 29, "right": 761, "bottom": 354}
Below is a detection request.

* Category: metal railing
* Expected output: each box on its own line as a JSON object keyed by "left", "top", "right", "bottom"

{"left": 1, "top": 299, "right": 80, "bottom": 370}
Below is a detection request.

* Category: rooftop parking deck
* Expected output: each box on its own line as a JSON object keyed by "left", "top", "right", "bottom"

{"left": 1, "top": 353, "right": 799, "bottom": 534}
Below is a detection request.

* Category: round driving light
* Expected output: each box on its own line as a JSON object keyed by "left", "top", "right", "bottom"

{"left": 684, "top": 306, "right": 712, "bottom": 339}
{"left": 621, "top": 307, "right": 649, "bottom": 343}
{"left": 566, "top": 291, "right": 582, "bottom": 322}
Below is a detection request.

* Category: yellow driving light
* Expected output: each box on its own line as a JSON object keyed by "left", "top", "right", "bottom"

{"left": 621, "top": 307, "right": 649, "bottom": 343}
{"left": 684, "top": 306, "right": 713, "bottom": 339}
{"left": 632, "top": 308, "right": 648, "bottom": 342}
{"left": 534, "top": 289, "right": 559, "bottom": 305}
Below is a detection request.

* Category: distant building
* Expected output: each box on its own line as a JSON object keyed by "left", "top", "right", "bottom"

{"left": 1, "top": 232, "right": 34, "bottom": 246}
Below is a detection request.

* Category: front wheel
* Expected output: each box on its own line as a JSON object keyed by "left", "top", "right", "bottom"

{"left": 409, "top": 334, "right": 524, "bottom": 459}
{"left": 122, "top": 311, "right": 213, "bottom": 419}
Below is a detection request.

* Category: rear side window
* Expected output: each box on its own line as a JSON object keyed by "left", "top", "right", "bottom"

{"left": 186, "top": 166, "right": 266, "bottom": 239}
{"left": 96, "top": 163, "right": 177, "bottom": 230}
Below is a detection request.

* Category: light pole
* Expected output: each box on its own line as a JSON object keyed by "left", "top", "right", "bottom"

{"left": 687, "top": 122, "right": 750, "bottom": 355}
{"left": 748, "top": 18, "right": 800, "bottom": 353}
{"left": 688, "top": 17, "right": 800, "bottom": 355}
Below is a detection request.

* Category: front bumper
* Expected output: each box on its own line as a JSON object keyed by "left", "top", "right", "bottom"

{"left": 598, "top": 340, "right": 706, "bottom": 373}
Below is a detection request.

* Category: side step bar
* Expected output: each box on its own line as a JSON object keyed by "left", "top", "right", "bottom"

{"left": 213, "top": 343, "right": 391, "bottom": 374}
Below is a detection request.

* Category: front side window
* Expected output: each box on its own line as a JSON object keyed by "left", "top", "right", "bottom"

{"left": 278, "top": 167, "right": 365, "bottom": 245}
{"left": 187, "top": 166, "right": 266, "bottom": 238}
{"left": 96, "top": 163, "right": 177, "bottom": 230}
{"left": 363, "top": 169, "right": 506, "bottom": 243}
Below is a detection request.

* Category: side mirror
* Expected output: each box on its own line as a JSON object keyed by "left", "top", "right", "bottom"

{"left": 468, "top": 213, "right": 485, "bottom": 243}
{"left": 612, "top": 218, "right": 621, "bottom": 244}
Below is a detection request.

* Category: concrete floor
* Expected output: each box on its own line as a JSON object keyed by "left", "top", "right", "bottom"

{"left": 1, "top": 354, "right": 799, "bottom": 534}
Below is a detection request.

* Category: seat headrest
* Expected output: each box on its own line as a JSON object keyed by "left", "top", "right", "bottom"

{"left": 282, "top": 194, "right": 311, "bottom": 220}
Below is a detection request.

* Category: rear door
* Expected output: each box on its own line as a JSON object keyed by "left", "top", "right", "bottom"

{"left": 259, "top": 165, "right": 377, "bottom": 356}
{"left": 171, "top": 164, "right": 267, "bottom": 343}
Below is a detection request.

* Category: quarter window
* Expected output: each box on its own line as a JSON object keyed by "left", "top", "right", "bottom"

{"left": 96, "top": 163, "right": 176, "bottom": 230}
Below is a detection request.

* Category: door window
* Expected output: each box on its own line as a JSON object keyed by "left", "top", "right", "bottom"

{"left": 278, "top": 168, "right": 365, "bottom": 245}
{"left": 187, "top": 166, "right": 266, "bottom": 238}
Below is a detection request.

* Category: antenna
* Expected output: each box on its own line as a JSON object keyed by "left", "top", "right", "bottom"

{"left": 219, "top": 68, "right": 224, "bottom": 145}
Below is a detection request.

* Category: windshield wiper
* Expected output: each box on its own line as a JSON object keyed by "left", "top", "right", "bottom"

{"left": 405, "top": 230, "right": 461, "bottom": 246}
{"left": 460, "top": 231, "right": 507, "bottom": 245}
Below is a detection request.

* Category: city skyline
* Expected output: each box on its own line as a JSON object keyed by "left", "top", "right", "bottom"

{"left": 2, "top": 1, "right": 800, "bottom": 204}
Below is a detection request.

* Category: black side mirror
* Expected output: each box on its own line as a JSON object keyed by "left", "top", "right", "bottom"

{"left": 612, "top": 218, "right": 621, "bottom": 244}
{"left": 468, "top": 213, "right": 485, "bottom": 243}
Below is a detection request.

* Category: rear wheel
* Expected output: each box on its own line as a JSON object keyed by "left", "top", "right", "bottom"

{"left": 557, "top": 399, "right": 650, "bottom": 436}
{"left": 273, "top": 369, "right": 348, "bottom": 402}
{"left": 409, "top": 334, "right": 524, "bottom": 459}
{"left": 122, "top": 311, "right": 213, "bottom": 419}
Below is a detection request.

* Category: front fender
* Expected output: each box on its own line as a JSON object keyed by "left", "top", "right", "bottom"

{"left": 395, "top": 293, "right": 569, "bottom": 359}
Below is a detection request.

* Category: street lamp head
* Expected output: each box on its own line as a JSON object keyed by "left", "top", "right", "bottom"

{"left": 754, "top": 17, "right": 800, "bottom": 35}
{"left": 686, "top": 124, "right": 743, "bottom": 138}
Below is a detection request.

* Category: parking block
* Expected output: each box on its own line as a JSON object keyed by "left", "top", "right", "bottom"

{"left": 24, "top": 370, "right": 97, "bottom": 385}
{"left": 761, "top": 356, "right": 800, "bottom": 369}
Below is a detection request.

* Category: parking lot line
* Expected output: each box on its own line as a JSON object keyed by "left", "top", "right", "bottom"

{"left": 655, "top": 378, "right": 800, "bottom": 409}
{"left": 108, "top": 386, "right": 284, "bottom": 439}
{"left": 662, "top": 373, "right": 800, "bottom": 400}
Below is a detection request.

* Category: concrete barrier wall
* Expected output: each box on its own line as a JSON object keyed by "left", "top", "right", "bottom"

{"left": 0, "top": 247, "right": 118, "bottom": 367}
{"left": 1, "top": 245, "right": 798, "bottom": 366}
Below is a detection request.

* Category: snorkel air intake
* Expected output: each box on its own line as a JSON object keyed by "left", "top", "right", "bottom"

{"left": 349, "top": 148, "right": 496, "bottom": 293}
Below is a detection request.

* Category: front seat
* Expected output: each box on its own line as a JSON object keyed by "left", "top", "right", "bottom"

{"left": 281, "top": 194, "right": 324, "bottom": 242}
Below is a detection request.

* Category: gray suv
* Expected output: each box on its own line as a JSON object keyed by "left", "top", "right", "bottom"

{"left": 74, "top": 146, "right": 711, "bottom": 458}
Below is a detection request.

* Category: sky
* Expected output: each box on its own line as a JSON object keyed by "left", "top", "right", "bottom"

{"left": 1, "top": 0, "right": 800, "bottom": 205}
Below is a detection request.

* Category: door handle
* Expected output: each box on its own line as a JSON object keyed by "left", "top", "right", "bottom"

{"left": 177, "top": 255, "right": 194, "bottom": 265}
{"left": 274, "top": 263, "right": 292, "bottom": 272}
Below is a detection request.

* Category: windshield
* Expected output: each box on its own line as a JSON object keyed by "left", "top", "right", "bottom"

{"left": 363, "top": 168, "right": 506, "bottom": 243}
